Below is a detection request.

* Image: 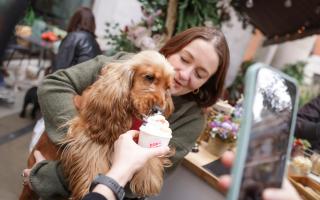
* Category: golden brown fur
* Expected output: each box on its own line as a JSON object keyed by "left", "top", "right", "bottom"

{"left": 20, "top": 50, "right": 175, "bottom": 200}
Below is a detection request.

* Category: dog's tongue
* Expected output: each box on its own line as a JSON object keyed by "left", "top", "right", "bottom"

{"left": 131, "top": 116, "right": 143, "bottom": 130}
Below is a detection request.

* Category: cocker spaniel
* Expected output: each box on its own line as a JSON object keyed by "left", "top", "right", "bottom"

{"left": 20, "top": 50, "right": 175, "bottom": 200}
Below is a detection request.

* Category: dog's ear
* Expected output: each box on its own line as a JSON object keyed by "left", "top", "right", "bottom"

{"left": 164, "top": 90, "right": 174, "bottom": 118}
{"left": 81, "top": 62, "right": 135, "bottom": 143}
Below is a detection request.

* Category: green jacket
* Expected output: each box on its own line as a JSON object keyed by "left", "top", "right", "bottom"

{"left": 32, "top": 53, "right": 205, "bottom": 199}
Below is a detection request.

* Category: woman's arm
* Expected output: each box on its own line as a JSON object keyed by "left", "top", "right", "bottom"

{"left": 54, "top": 34, "right": 77, "bottom": 70}
{"left": 295, "top": 95, "right": 320, "bottom": 144}
{"left": 38, "top": 52, "right": 132, "bottom": 144}
{"left": 38, "top": 55, "right": 109, "bottom": 143}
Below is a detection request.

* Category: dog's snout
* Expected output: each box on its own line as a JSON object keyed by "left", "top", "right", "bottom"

{"left": 150, "top": 105, "right": 164, "bottom": 115}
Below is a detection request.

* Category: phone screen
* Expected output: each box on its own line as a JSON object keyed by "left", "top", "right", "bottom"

{"left": 238, "top": 68, "right": 297, "bottom": 200}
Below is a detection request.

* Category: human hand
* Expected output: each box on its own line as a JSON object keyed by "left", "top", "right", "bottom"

{"left": 218, "top": 151, "right": 301, "bottom": 200}
{"left": 107, "top": 130, "right": 170, "bottom": 186}
{"left": 263, "top": 179, "right": 301, "bottom": 200}
{"left": 22, "top": 150, "right": 46, "bottom": 189}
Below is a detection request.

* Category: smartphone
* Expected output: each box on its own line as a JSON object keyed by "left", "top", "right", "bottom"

{"left": 227, "top": 63, "right": 299, "bottom": 200}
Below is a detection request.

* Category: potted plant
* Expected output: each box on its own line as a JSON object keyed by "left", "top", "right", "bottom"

{"left": 206, "top": 100, "right": 243, "bottom": 157}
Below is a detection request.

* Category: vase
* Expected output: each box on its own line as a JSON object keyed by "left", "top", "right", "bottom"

{"left": 206, "top": 136, "right": 232, "bottom": 157}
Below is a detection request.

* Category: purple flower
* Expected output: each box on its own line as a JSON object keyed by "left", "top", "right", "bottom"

{"left": 221, "top": 122, "right": 233, "bottom": 130}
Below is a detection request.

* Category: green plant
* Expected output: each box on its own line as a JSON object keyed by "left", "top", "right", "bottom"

{"left": 104, "top": 0, "right": 231, "bottom": 53}
{"left": 281, "top": 61, "right": 306, "bottom": 85}
{"left": 138, "top": 0, "right": 167, "bottom": 33}
{"left": 20, "top": 6, "right": 37, "bottom": 26}
{"left": 226, "top": 60, "right": 255, "bottom": 105}
{"left": 105, "top": 23, "right": 140, "bottom": 55}
{"left": 176, "top": 0, "right": 230, "bottom": 33}
{"left": 298, "top": 84, "right": 320, "bottom": 108}
{"left": 104, "top": 1, "right": 167, "bottom": 54}
{"left": 280, "top": 61, "right": 316, "bottom": 107}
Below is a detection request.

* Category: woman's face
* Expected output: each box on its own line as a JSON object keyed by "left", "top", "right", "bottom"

{"left": 167, "top": 39, "right": 219, "bottom": 96}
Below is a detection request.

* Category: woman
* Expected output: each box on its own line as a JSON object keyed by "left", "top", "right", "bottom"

{"left": 53, "top": 7, "right": 101, "bottom": 71}
{"left": 24, "top": 26, "right": 230, "bottom": 199}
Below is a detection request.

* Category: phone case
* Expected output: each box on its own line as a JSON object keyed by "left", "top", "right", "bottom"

{"left": 227, "top": 63, "right": 299, "bottom": 200}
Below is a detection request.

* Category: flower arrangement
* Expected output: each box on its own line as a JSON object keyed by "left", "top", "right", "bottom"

{"left": 105, "top": 1, "right": 166, "bottom": 54}
{"left": 210, "top": 114, "right": 240, "bottom": 143}
{"left": 209, "top": 100, "right": 243, "bottom": 143}
{"left": 291, "top": 138, "right": 312, "bottom": 157}
{"left": 104, "top": 0, "right": 231, "bottom": 55}
{"left": 293, "top": 138, "right": 311, "bottom": 151}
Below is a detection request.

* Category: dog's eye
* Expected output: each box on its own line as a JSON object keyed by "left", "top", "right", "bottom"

{"left": 144, "top": 74, "right": 155, "bottom": 82}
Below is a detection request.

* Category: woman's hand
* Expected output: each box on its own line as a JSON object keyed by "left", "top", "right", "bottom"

{"left": 218, "top": 151, "right": 302, "bottom": 200}
{"left": 22, "top": 150, "right": 46, "bottom": 189}
{"left": 107, "top": 130, "right": 170, "bottom": 186}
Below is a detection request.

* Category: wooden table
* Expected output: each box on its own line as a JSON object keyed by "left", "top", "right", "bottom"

{"left": 182, "top": 141, "right": 224, "bottom": 193}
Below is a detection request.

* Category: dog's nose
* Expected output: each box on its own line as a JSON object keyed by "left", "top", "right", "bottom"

{"left": 150, "top": 105, "right": 164, "bottom": 115}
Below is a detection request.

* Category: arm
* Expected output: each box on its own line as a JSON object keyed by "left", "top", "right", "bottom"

{"left": 219, "top": 151, "right": 302, "bottom": 200}
{"left": 78, "top": 131, "right": 170, "bottom": 200}
{"left": 38, "top": 55, "right": 109, "bottom": 144}
{"left": 295, "top": 95, "right": 320, "bottom": 142}
{"left": 54, "top": 34, "right": 77, "bottom": 71}
{"left": 38, "top": 52, "right": 132, "bottom": 144}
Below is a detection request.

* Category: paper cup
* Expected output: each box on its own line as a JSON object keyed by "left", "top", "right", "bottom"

{"left": 138, "top": 129, "right": 171, "bottom": 148}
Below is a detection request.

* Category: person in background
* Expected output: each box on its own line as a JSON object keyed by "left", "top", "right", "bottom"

{"left": 219, "top": 151, "right": 302, "bottom": 200}
{"left": 295, "top": 95, "right": 320, "bottom": 151}
{"left": 0, "top": 1, "right": 28, "bottom": 87}
{"left": 53, "top": 6, "right": 101, "bottom": 72}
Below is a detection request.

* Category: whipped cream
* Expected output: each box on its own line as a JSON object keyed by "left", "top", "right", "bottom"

{"left": 139, "top": 114, "right": 172, "bottom": 138}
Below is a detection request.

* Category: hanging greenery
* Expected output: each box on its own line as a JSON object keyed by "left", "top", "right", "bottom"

{"left": 137, "top": 0, "right": 167, "bottom": 33}
{"left": 176, "top": 0, "right": 230, "bottom": 33}
{"left": 225, "top": 60, "right": 255, "bottom": 105}
{"left": 20, "top": 6, "right": 38, "bottom": 26}
{"left": 281, "top": 61, "right": 306, "bottom": 85}
{"left": 104, "top": 0, "right": 231, "bottom": 54}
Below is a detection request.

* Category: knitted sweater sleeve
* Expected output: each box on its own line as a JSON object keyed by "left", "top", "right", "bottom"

{"left": 38, "top": 53, "right": 131, "bottom": 144}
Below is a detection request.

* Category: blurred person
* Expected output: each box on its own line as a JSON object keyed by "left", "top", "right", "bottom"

{"left": 219, "top": 151, "right": 302, "bottom": 200}
{"left": 0, "top": 1, "right": 28, "bottom": 86}
{"left": 53, "top": 6, "right": 101, "bottom": 71}
{"left": 295, "top": 95, "right": 320, "bottom": 151}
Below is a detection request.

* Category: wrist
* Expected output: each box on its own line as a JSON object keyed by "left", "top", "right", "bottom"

{"left": 106, "top": 168, "right": 132, "bottom": 187}
{"left": 90, "top": 174, "right": 125, "bottom": 200}
{"left": 92, "top": 184, "right": 116, "bottom": 199}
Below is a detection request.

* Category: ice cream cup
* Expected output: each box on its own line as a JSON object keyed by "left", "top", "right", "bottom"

{"left": 138, "top": 126, "right": 172, "bottom": 148}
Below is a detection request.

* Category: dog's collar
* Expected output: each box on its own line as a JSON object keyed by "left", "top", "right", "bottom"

{"left": 131, "top": 116, "right": 143, "bottom": 130}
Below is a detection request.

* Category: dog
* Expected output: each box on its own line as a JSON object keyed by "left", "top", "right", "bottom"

{"left": 19, "top": 86, "right": 40, "bottom": 119}
{"left": 19, "top": 50, "right": 175, "bottom": 200}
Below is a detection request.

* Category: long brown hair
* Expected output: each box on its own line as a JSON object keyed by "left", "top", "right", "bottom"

{"left": 67, "top": 7, "right": 96, "bottom": 36}
{"left": 159, "top": 27, "right": 230, "bottom": 108}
